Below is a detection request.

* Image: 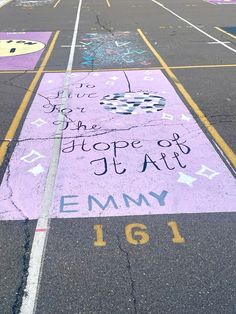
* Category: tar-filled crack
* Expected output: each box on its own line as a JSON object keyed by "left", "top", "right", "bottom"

{"left": 5, "top": 162, "right": 27, "bottom": 220}
{"left": 123, "top": 71, "right": 132, "bottom": 92}
{"left": 3, "top": 161, "right": 31, "bottom": 314}
{"left": 38, "top": 92, "right": 75, "bottom": 123}
{"left": 0, "top": 120, "right": 186, "bottom": 144}
{"left": 12, "top": 218, "right": 31, "bottom": 314}
{"left": 96, "top": 14, "right": 114, "bottom": 36}
{"left": 117, "top": 236, "right": 137, "bottom": 314}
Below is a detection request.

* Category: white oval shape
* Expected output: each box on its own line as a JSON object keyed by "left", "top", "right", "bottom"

{"left": 0, "top": 39, "right": 45, "bottom": 57}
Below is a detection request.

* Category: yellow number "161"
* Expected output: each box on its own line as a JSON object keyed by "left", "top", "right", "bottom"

{"left": 94, "top": 221, "right": 185, "bottom": 247}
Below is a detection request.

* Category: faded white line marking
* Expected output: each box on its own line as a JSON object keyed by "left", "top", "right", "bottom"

{"left": 20, "top": 1, "right": 83, "bottom": 313}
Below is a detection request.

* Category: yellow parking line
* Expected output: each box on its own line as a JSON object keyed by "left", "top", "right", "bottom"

{"left": 106, "top": 0, "right": 111, "bottom": 7}
{"left": 137, "top": 28, "right": 236, "bottom": 169}
{"left": 215, "top": 27, "right": 236, "bottom": 40}
{"left": 53, "top": 0, "right": 61, "bottom": 8}
{"left": 171, "top": 64, "right": 236, "bottom": 69}
{"left": 0, "top": 64, "right": 236, "bottom": 75}
{"left": 0, "top": 31, "right": 60, "bottom": 166}
{"left": 0, "top": 70, "right": 32, "bottom": 74}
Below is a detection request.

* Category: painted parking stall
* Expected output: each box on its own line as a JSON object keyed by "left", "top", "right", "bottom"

{"left": 0, "top": 32, "right": 52, "bottom": 70}
{"left": 79, "top": 32, "right": 156, "bottom": 68}
{"left": 0, "top": 69, "right": 235, "bottom": 220}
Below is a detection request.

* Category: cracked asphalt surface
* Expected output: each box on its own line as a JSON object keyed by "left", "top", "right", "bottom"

{"left": 0, "top": 0, "right": 236, "bottom": 313}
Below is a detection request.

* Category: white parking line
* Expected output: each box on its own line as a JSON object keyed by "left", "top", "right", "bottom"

{"left": 207, "top": 41, "right": 230, "bottom": 44}
{"left": 53, "top": 0, "right": 61, "bottom": 8}
{"left": 20, "top": 1, "right": 83, "bottom": 313}
{"left": 152, "top": 0, "right": 236, "bottom": 53}
{"left": 0, "top": 0, "right": 13, "bottom": 8}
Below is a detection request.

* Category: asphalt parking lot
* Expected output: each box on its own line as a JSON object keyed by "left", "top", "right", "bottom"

{"left": 0, "top": 0, "right": 235, "bottom": 313}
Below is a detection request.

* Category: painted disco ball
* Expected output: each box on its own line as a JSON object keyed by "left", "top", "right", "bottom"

{"left": 100, "top": 92, "right": 166, "bottom": 115}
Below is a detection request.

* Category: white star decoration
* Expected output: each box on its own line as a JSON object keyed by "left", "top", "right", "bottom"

{"left": 20, "top": 150, "right": 45, "bottom": 163}
{"left": 31, "top": 118, "right": 47, "bottom": 127}
{"left": 162, "top": 113, "right": 174, "bottom": 120}
{"left": 196, "top": 165, "right": 220, "bottom": 180}
{"left": 181, "top": 114, "right": 191, "bottom": 121}
{"left": 144, "top": 76, "right": 154, "bottom": 81}
{"left": 28, "top": 164, "right": 45, "bottom": 176}
{"left": 105, "top": 81, "right": 114, "bottom": 86}
{"left": 178, "top": 172, "right": 197, "bottom": 187}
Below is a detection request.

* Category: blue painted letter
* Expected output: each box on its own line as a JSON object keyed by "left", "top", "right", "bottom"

{"left": 149, "top": 191, "right": 168, "bottom": 206}
{"left": 123, "top": 193, "right": 150, "bottom": 208}
{"left": 60, "top": 195, "right": 79, "bottom": 213}
{"left": 88, "top": 195, "right": 118, "bottom": 211}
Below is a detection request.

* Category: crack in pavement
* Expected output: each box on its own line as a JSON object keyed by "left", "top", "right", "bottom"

{"left": 0, "top": 159, "right": 31, "bottom": 314}
{"left": 117, "top": 236, "right": 137, "bottom": 314}
{"left": 96, "top": 14, "right": 114, "bottom": 36}
{"left": 4, "top": 161, "right": 28, "bottom": 220}
{"left": 0, "top": 120, "right": 189, "bottom": 144}
{"left": 11, "top": 218, "right": 31, "bottom": 314}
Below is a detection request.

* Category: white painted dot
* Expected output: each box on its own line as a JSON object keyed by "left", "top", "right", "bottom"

{"left": 48, "top": 80, "right": 53, "bottom": 84}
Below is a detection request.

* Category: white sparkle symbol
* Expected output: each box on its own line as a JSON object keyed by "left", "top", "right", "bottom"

{"left": 162, "top": 113, "right": 174, "bottom": 120}
{"left": 31, "top": 118, "right": 47, "bottom": 127}
{"left": 144, "top": 76, "right": 154, "bottom": 81}
{"left": 110, "top": 76, "right": 119, "bottom": 80}
{"left": 28, "top": 164, "right": 45, "bottom": 176}
{"left": 177, "top": 172, "right": 197, "bottom": 187}
{"left": 196, "top": 165, "right": 220, "bottom": 180}
{"left": 105, "top": 81, "right": 115, "bottom": 86}
{"left": 20, "top": 150, "right": 45, "bottom": 163}
{"left": 181, "top": 114, "right": 191, "bottom": 121}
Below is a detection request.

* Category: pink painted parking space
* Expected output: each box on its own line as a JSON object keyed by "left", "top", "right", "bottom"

{"left": 0, "top": 70, "right": 235, "bottom": 220}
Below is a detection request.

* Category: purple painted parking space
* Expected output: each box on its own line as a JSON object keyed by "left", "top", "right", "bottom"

{"left": 0, "top": 32, "right": 52, "bottom": 70}
{"left": 0, "top": 70, "right": 235, "bottom": 220}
